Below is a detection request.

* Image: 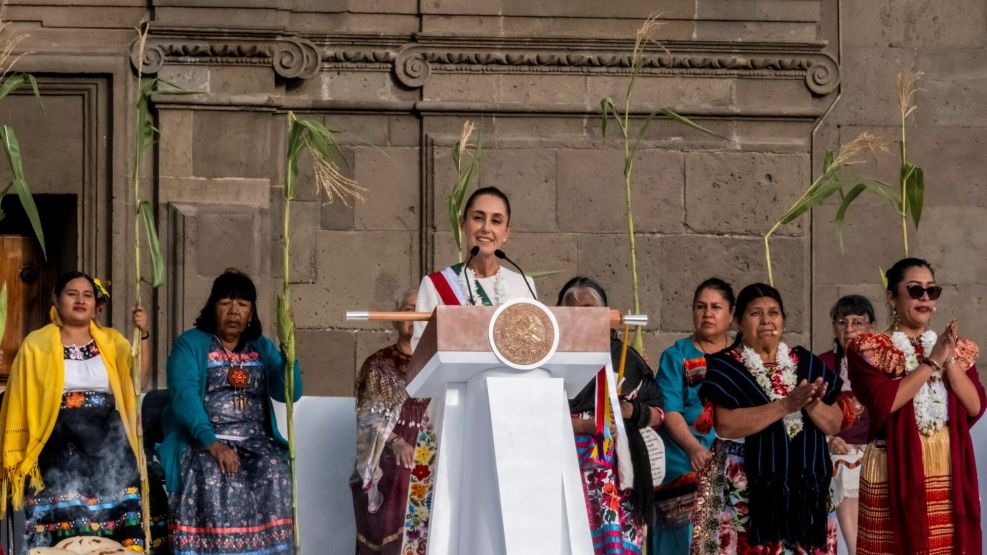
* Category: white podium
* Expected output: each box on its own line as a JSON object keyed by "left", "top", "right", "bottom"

{"left": 406, "top": 303, "right": 614, "bottom": 555}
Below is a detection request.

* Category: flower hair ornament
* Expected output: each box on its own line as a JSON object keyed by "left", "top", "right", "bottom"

{"left": 93, "top": 278, "right": 111, "bottom": 308}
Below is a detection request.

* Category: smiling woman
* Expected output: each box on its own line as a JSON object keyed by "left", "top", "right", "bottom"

{"left": 411, "top": 186, "right": 537, "bottom": 349}
{"left": 158, "top": 268, "right": 303, "bottom": 555}
{"left": 403, "top": 186, "right": 537, "bottom": 554}
{"left": 847, "top": 258, "right": 985, "bottom": 555}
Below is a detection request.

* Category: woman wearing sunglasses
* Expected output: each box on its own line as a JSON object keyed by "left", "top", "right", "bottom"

{"left": 847, "top": 258, "right": 985, "bottom": 554}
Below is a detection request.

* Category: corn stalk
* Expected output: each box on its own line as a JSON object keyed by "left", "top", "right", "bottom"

{"left": 282, "top": 112, "right": 365, "bottom": 553}
{"left": 764, "top": 70, "right": 926, "bottom": 285}
{"left": 449, "top": 120, "right": 481, "bottom": 261}
{"left": 600, "top": 12, "right": 726, "bottom": 353}
{"left": 896, "top": 70, "right": 924, "bottom": 256}
{"left": 130, "top": 21, "right": 194, "bottom": 551}
{"left": 0, "top": 4, "right": 45, "bottom": 349}
{"left": 763, "top": 133, "right": 893, "bottom": 285}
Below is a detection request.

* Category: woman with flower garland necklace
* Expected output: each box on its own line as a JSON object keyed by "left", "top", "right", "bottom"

{"left": 402, "top": 186, "right": 536, "bottom": 554}
{"left": 847, "top": 258, "right": 984, "bottom": 555}
{"left": 0, "top": 271, "right": 160, "bottom": 552}
{"left": 691, "top": 283, "right": 844, "bottom": 555}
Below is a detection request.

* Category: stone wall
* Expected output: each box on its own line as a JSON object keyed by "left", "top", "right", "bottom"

{"left": 2, "top": 0, "right": 984, "bottom": 392}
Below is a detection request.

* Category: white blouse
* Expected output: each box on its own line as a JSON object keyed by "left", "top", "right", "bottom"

{"left": 63, "top": 341, "right": 111, "bottom": 392}
{"left": 412, "top": 264, "right": 537, "bottom": 352}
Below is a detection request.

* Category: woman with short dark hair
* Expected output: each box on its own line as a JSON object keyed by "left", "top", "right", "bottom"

{"left": 691, "top": 283, "right": 843, "bottom": 554}
{"left": 159, "top": 269, "right": 302, "bottom": 555}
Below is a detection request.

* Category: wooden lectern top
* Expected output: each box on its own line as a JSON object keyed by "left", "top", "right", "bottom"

{"left": 407, "top": 305, "right": 611, "bottom": 384}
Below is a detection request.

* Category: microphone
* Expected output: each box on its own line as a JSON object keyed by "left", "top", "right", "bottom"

{"left": 463, "top": 245, "right": 479, "bottom": 305}
{"left": 494, "top": 249, "right": 537, "bottom": 300}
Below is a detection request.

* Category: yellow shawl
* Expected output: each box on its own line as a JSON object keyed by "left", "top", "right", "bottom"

{"left": 0, "top": 320, "right": 139, "bottom": 515}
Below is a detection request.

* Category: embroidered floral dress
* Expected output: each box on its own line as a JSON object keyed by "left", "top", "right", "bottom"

{"left": 570, "top": 338, "right": 663, "bottom": 555}
{"left": 24, "top": 340, "right": 167, "bottom": 553}
{"left": 168, "top": 338, "right": 294, "bottom": 555}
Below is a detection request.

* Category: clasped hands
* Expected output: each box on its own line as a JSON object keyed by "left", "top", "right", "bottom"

{"left": 781, "top": 377, "right": 828, "bottom": 414}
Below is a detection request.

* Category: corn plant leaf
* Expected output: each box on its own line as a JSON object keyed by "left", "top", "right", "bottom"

{"left": 822, "top": 150, "right": 835, "bottom": 173}
{"left": 0, "top": 74, "right": 40, "bottom": 105}
{"left": 297, "top": 119, "right": 347, "bottom": 166}
{"left": 776, "top": 174, "right": 842, "bottom": 226}
{"left": 661, "top": 109, "right": 732, "bottom": 142}
{"left": 528, "top": 270, "right": 562, "bottom": 279}
{"left": 902, "top": 163, "right": 924, "bottom": 228}
{"left": 0, "top": 281, "right": 7, "bottom": 344}
{"left": 137, "top": 201, "right": 165, "bottom": 287}
{"left": 448, "top": 127, "right": 482, "bottom": 253}
{"left": 879, "top": 267, "right": 888, "bottom": 290}
{"left": 855, "top": 178, "right": 901, "bottom": 210}
{"left": 834, "top": 183, "right": 867, "bottom": 253}
{"left": 600, "top": 97, "right": 624, "bottom": 138}
{"left": 284, "top": 121, "right": 308, "bottom": 201}
{"left": 1, "top": 126, "right": 46, "bottom": 260}
{"left": 276, "top": 292, "right": 295, "bottom": 360}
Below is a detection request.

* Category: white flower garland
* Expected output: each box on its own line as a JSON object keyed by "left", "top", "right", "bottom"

{"left": 460, "top": 265, "right": 507, "bottom": 306}
{"left": 891, "top": 330, "right": 948, "bottom": 435}
{"left": 741, "top": 342, "right": 803, "bottom": 439}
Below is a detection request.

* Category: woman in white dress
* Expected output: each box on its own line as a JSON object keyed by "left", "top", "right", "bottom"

{"left": 403, "top": 186, "right": 536, "bottom": 553}
{"left": 412, "top": 186, "right": 536, "bottom": 348}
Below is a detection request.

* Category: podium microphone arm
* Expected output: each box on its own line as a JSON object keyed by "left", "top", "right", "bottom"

{"left": 493, "top": 249, "right": 537, "bottom": 300}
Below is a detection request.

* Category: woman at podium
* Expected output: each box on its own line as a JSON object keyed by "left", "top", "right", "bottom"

{"left": 402, "top": 185, "right": 537, "bottom": 553}
{"left": 411, "top": 186, "right": 536, "bottom": 349}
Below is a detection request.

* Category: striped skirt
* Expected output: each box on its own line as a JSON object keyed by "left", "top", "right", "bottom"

{"left": 857, "top": 426, "right": 953, "bottom": 554}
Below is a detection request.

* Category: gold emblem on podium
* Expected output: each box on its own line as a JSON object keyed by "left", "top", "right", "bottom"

{"left": 489, "top": 299, "right": 559, "bottom": 369}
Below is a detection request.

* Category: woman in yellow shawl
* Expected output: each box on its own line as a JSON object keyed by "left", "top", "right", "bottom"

{"left": 0, "top": 271, "right": 158, "bottom": 552}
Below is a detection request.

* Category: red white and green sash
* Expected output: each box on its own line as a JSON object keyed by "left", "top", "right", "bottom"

{"left": 427, "top": 263, "right": 494, "bottom": 307}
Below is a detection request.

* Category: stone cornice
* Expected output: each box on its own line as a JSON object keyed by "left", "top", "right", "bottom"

{"left": 134, "top": 31, "right": 839, "bottom": 96}
{"left": 131, "top": 28, "right": 320, "bottom": 79}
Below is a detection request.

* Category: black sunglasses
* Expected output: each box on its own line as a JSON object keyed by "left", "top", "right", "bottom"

{"left": 906, "top": 284, "right": 942, "bottom": 300}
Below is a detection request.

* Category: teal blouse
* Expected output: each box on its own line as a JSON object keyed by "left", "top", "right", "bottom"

{"left": 655, "top": 336, "right": 716, "bottom": 483}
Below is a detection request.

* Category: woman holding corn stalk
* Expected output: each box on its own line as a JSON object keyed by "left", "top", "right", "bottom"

{"left": 402, "top": 186, "right": 536, "bottom": 554}
{"left": 691, "top": 283, "right": 843, "bottom": 555}
{"left": 158, "top": 269, "right": 302, "bottom": 555}
{"left": 0, "top": 271, "right": 164, "bottom": 552}
{"left": 847, "top": 258, "right": 984, "bottom": 555}
{"left": 559, "top": 276, "right": 664, "bottom": 555}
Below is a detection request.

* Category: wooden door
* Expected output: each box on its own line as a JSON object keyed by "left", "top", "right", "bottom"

{"left": 0, "top": 235, "right": 45, "bottom": 381}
